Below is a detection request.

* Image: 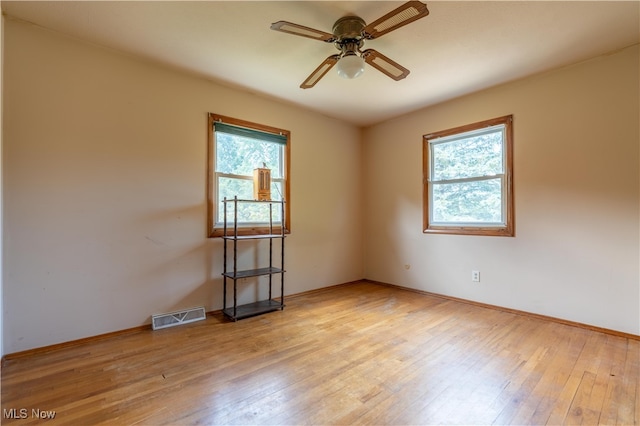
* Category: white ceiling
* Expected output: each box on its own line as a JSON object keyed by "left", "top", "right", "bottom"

{"left": 2, "top": 1, "right": 639, "bottom": 126}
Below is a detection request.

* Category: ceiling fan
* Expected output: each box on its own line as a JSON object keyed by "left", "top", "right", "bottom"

{"left": 270, "top": 1, "right": 429, "bottom": 89}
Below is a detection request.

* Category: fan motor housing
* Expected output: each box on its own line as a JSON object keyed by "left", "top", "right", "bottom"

{"left": 332, "top": 16, "right": 365, "bottom": 41}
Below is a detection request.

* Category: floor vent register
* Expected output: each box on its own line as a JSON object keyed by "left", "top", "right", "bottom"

{"left": 151, "top": 306, "right": 206, "bottom": 330}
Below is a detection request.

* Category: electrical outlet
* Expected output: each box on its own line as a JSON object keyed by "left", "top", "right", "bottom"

{"left": 471, "top": 270, "right": 480, "bottom": 282}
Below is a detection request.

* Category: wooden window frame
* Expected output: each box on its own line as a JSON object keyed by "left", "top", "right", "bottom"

{"left": 207, "top": 113, "right": 291, "bottom": 238}
{"left": 423, "top": 115, "right": 514, "bottom": 237}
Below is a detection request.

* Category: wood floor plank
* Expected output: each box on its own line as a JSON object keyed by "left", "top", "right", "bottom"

{"left": 2, "top": 281, "right": 637, "bottom": 425}
{"left": 511, "top": 327, "right": 582, "bottom": 423}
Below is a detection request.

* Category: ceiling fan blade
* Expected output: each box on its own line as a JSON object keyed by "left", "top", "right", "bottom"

{"left": 270, "top": 21, "right": 336, "bottom": 43}
{"left": 362, "top": 1, "right": 429, "bottom": 39}
{"left": 300, "top": 55, "right": 340, "bottom": 89}
{"left": 362, "top": 49, "right": 410, "bottom": 81}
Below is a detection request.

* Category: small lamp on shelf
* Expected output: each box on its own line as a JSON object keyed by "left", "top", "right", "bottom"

{"left": 253, "top": 163, "right": 271, "bottom": 201}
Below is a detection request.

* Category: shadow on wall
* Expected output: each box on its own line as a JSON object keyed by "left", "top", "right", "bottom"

{"left": 130, "top": 203, "right": 225, "bottom": 323}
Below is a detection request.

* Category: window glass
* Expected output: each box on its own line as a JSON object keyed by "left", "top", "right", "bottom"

{"left": 432, "top": 128, "right": 503, "bottom": 181}
{"left": 216, "top": 133, "right": 283, "bottom": 178}
{"left": 432, "top": 178, "right": 502, "bottom": 223}
{"left": 217, "top": 177, "right": 283, "bottom": 224}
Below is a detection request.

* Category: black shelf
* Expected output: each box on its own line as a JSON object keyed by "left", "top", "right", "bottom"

{"left": 222, "top": 234, "right": 285, "bottom": 240}
{"left": 230, "top": 199, "right": 285, "bottom": 204}
{"left": 223, "top": 267, "right": 285, "bottom": 279}
{"left": 222, "top": 300, "right": 284, "bottom": 321}
{"left": 221, "top": 196, "right": 286, "bottom": 321}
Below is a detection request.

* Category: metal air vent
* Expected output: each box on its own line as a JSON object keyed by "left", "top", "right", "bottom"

{"left": 152, "top": 307, "right": 206, "bottom": 330}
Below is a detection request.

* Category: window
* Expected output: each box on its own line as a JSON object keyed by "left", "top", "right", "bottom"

{"left": 423, "top": 115, "right": 514, "bottom": 236}
{"left": 208, "top": 113, "right": 290, "bottom": 237}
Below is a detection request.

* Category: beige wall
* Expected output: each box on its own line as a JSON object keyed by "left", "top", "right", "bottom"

{"left": 3, "top": 19, "right": 363, "bottom": 353}
{"left": 363, "top": 45, "right": 640, "bottom": 335}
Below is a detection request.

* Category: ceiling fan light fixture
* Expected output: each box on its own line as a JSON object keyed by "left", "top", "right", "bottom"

{"left": 271, "top": 1, "right": 430, "bottom": 88}
{"left": 336, "top": 53, "right": 365, "bottom": 79}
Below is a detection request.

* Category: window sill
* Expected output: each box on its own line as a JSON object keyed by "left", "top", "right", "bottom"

{"left": 424, "top": 225, "right": 514, "bottom": 237}
{"left": 210, "top": 226, "right": 289, "bottom": 238}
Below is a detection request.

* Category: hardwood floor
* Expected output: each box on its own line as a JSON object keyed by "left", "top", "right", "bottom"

{"left": 2, "top": 281, "right": 638, "bottom": 425}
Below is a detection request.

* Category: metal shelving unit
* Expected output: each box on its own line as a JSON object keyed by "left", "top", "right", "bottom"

{"left": 221, "top": 196, "right": 285, "bottom": 321}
